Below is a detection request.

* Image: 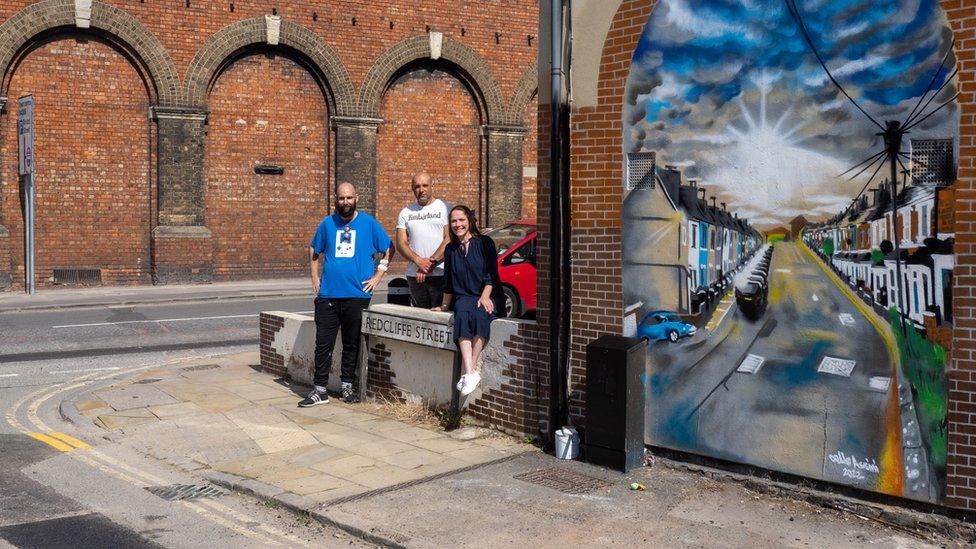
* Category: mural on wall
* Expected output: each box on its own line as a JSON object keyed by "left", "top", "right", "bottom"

{"left": 622, "top": 0, "right": 958, "bottom": 503}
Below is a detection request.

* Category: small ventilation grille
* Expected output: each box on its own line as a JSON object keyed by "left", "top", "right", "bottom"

{"left": 627, "top": 152, "right": 656, "bottom": 191}
{"left": 53, "top": 268, "right": 102, "bottom": 285}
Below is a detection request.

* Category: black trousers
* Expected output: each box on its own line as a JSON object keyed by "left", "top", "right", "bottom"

{"left": 407, "top": 275, "right": 446, "bottom": 308}
{"left": 313, "top": 297, "right": 371, "bottom": 389}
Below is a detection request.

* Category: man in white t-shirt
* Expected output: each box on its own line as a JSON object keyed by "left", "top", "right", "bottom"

{"left": 395, "top": 172, "right": 450, "bottom": 308}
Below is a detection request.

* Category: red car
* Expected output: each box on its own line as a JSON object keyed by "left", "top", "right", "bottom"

{"left": 486, "top": 220, "right": 538, "bottom": 318}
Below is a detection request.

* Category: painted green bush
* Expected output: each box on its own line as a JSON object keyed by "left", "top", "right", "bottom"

{"left": 889, "top": 308, "right": 948, "bottom": 470}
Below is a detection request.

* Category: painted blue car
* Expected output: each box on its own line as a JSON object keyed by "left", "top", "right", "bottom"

{"left": 637, "top": 311, "right": 697, "bottom": 343}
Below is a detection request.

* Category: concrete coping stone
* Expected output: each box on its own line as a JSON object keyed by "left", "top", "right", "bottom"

{"left": 153, "top": 225, "right": 213, "bottom": 238}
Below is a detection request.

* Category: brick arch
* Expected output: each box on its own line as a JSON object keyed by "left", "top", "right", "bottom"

{"left": 358, "top": 35, "right": 504, "bottom": 123}
{"left": 184, "top": 18, "right": 354, "bottom": 113}
{"left": 507, "top": 62, "right": 538, "bottom": 125}
{"left": 0, "top": 0, "right": 180, "bottom": 105}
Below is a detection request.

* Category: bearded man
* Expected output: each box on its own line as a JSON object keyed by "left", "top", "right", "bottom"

{"left": 300, "top": 182, "right": 393, "bottom": 406}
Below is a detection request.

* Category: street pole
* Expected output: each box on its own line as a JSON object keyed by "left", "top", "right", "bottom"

{"left": 18, "top": 95, "right": 35, "bottom": 295}
{"left": 882, "top": 120, "right": 905, "bottom": 331}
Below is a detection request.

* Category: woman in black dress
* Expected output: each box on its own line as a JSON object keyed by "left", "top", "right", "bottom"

{"left": 431, "top": 205, "right": 504, "bottom": 396}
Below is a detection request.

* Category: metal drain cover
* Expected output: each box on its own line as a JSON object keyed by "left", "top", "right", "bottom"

{"left": 145, "top": 484, "right": 226, "bottom": 501}
{"left": 182, "top": 364, "right": 220, "bottom": 372}
{"left": 513, "top": 467, "right": 612, "bottom": 495}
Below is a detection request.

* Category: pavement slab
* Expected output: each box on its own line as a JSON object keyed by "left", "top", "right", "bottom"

{"left": 93, "top": 385, "right": 178, "bottom": 411}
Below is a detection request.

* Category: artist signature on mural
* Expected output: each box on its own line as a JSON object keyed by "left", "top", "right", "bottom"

{"left": 827, "top": 450, "right": 880, "bottom": 481}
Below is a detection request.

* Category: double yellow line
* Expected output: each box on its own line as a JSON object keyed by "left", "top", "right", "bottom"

{"left": 27, "top": 431, "right": 90, "bottom": 452}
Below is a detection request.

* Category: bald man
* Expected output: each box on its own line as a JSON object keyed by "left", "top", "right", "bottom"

{"left": 301, "top": 182, "right": 394, "bottom": 407}
{"left": 395, "top": 172, "right": 450, "bottom": 308}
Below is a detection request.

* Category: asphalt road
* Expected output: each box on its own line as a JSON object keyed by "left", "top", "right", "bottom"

{"left": 0, "top": 295, "right": 328, "bottom": 365}
{"left": 646, "top": 242, "right": 901, "bottom": 494}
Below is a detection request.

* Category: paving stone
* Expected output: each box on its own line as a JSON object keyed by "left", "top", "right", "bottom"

{"left": 345, "top": 465, "right": 424, "bottom": 489}
{"left": 148, "top": 402, "right": 206, "bottom": 419}
{"left": 311, "top": 454, "right": 379, "bottom": 477}
{"left": 94, "top": 385, "right": 178, "bottom": 411}
{"left": 75, "top": 399, "right": 109, "bottom": 412}
{"left": 278, "top": 473, "right": 352, "bottom": 496}
{"left": 407, "top": 436, "right": 479, "bottom": 455}
{"left": 347, "top": 439, "right": 417, "bottom": 459}
{"left": 380, "top": 425, "right": 444, "bottom": 444}
{"left": 307, "top": 484, "right": 368, "bottom": 503}
{"left": 289, "top": 445, "right": 351, "bottom": 467}
{"left": 304, "top": 422, "right": 356, "bottom": 437}
{"left": 257, "top": 465, "right": 320, "bottom": 484}
{"left": 442, "top": 446, "right": 509, "bottom": 465}
{"left": 254, "top": 430, "right": 319, "bottom": 453}
{"left": 96, "top": 408, "right": 159, "bottom": 430}
{"left": 310, "top": 430, "right": 385, "bottom": 451}
{"left": 377, "top": 448, "right": 447, "bottom": 470}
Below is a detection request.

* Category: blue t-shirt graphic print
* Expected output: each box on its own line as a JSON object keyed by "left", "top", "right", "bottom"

{"left": 310, "top": 212, "right": 392, "bottom": 299}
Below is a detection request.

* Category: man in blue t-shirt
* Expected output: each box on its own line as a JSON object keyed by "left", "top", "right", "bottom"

{"left": 299, "top": 182, "right": 393, "bottom": 407}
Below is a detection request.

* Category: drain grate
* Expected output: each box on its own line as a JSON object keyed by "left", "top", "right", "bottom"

{"left": 145, "top": 484, "right": 226, "bottom": 501}
{"left": 133, "top": 378, "right": 162, "bottom": 385}
{"left": 182, "top": 364, "right": 220, "bottom": 372}
{"left": 513, "top": 467, "right": 612, "bottom": 495}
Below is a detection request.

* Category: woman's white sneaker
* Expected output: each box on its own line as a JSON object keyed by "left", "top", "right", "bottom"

{"left": 460, "top": 372, "right": 481, "bottom": 396}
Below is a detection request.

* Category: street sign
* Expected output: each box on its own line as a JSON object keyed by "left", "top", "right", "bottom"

{"left": 18, "top": 95, "right": 34, "bottom": 176}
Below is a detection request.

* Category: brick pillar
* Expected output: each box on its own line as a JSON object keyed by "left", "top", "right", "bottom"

{"left": 151, "top": 106, "right": 213, "bottom": 284}
{"left": 484, "top": 125, "right": 527, "bottom": 226}
{"left": 333, "top": 116, "right": 381, "bottom": 214}
{"left": 0, "top": 96, "right": 10, "bottom": 290}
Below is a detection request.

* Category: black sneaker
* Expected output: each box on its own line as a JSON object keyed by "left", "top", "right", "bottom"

{"left": 298, "top": 390, "right": 329, "bottom": 407}
{"left": 341, "top": 384, "right": 360, "bottom": 404}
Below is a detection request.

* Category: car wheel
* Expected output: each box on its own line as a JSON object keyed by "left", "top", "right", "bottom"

{"left": 503, "top": 286, "right": 521, "bottom": 318}
{"left": 667, "top": 330, "right": 679, "bottom": 343}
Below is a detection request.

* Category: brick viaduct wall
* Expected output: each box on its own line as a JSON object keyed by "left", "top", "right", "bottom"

{"left": 0, "top": 0, "right": 537, "bottom": 289}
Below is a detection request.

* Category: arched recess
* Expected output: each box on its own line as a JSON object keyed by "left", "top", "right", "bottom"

{"left": 184, "top": 19, "right": 354, "bottom": 113}
{"left": 1, "top": 31, "right": 155, "bottom": 287}
{"left": 510, "top": 63, "right": 539, "bottom": 220}
{"left": 358, "top": 35, "right": 504, "bottom": 122}
{"left": 0, "top": 0, "right": 179, "bottom": 105}
{"left": 202, "top": 44, "right": 334, "bottom": 279}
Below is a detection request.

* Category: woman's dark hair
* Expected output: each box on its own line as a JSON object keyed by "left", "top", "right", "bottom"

{"left": 448, "top": 204, "right": 482, "bottom": 245}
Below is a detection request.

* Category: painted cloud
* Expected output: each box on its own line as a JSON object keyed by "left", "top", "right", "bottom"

{"left": 625, "top": 0, "right": 958, "bottom": 228}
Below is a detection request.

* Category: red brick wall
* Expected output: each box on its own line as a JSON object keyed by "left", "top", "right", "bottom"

{"left": 944, "top": 0, "right": 976, "bottom": 512}
{"left": 376, "top": 68, "right": 482, "bottom": 232}
{"left": 522, "top": 96, "right": 538, "bottom": 221}
{"left": 561, "top": 0, "right": 654, "bottom": 423}
{"left": 2, "top": 35, "right": 152, "bottom": 287}
{"left": 204, "top": 52, "right": 330, "bottom": 279}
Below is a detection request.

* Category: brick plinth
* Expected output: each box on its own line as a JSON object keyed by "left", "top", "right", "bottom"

{"left": 259, "top": 312, "right": 287, "bottom": 378}
{"left": 151, "top": 226, "right": 214, "bottom": 284}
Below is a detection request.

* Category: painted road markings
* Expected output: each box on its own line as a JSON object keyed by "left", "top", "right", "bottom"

{"left": 838, "top": 313, "right": 855, "bottom": 326}
{"left": 775, "top": 268, "right": 792, "bottom": 273}
{"left": 48, "top": 431, "right": 91, "bottom": 449}
{"left": 737, "top": 354, "right": 765, "bottom": 374}
{"left": 869, "top": 376, "right": 892, "bottom": 392}
{"left": 0, "top": 373, "right": 17, "bottom": 378}
{"left": 811, "top": 293, "right": 819, "bottom": 302}
{"left": 50, "top": 366, "right": 120, "bottom": 375}
{"left": 818, "top": 356, "right": 857, "bottom": 377}
{"left": 27, "top": 431, "right": 83, "bottom": 452}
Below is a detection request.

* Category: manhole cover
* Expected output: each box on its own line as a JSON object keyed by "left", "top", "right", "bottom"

{"left": 133, "top": 378, "right": 162, "bottom": 385}
{"left": 182, "top": 364, "right": 220, "bottom": 372}
{"left": 513, "top": 467, "right": 612, "bottom": 495}
{"left": 145, "top": 484, "right": 226, "bottom": 501}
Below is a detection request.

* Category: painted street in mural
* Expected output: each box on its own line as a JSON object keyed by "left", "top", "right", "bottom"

{"left": 623, "top": 0, "right": 956, "bottom": 503}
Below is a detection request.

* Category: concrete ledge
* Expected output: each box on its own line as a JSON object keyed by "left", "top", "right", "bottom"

{"left": 152, "top": 225, "right": 213, "bottom": 238}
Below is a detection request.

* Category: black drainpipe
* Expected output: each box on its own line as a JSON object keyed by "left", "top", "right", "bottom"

{"left": 548, "top": 0, "right": 571, "bottom": 441}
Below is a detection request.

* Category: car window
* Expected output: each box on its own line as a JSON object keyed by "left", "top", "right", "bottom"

{"left": 486, "top": 224, "right": 534, "bottom": 255}
{"left": 666, "top": 315, "right": 682, "bottom": 323}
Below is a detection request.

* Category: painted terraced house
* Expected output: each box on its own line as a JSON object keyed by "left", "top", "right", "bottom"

{"left": 622, "top": 155, "right": 761, "bottom": 318}
{"left": 804, "top": 139, "right": 956, "bottom": 339}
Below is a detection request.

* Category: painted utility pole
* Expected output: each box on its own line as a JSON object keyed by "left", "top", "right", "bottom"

{"left": 17, "top": 95, "right": 35, "bottom": 295}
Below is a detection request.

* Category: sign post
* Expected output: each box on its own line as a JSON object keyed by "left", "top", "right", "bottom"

{"left": 18, "top": 95, "right": 35, "bottom": 295}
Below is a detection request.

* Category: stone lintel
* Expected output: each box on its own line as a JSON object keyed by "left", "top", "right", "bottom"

{"left": 153, "top": 225, "right": 212, "bottom": 238}
{"left": 331, "top": 116, "right": 383, "bottom": 129}
{"left": 482, "top": 124, "right": 528, "bottom": 137}
{"left": 151, "top": 106, "right": 209, "bottom": 122}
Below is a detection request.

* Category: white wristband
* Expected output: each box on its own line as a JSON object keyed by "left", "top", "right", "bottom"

{"left": 377, "top": 263, "right": 388, "bottom": 272}
{"left": 379, "top": 259, "right": 390, "bottom": 267}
